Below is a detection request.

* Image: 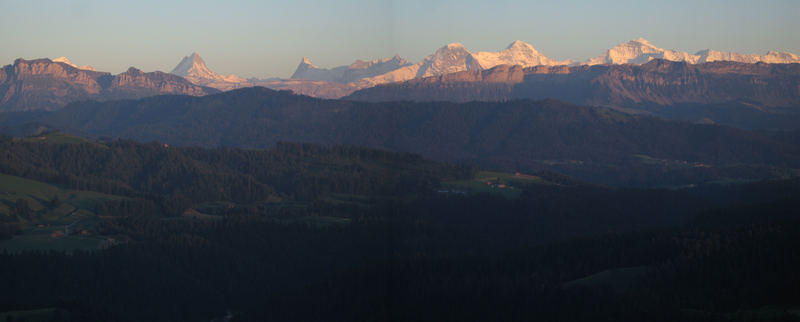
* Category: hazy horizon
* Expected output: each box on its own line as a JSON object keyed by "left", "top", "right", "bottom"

{"left": 2, "top": 0, "right": 799, "bottom": 78}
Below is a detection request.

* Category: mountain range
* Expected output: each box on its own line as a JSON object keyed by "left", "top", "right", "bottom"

{"left": 0, "top": 58, "right": 218, "bottom": 112}
{"left": 1, "top": 38, "right": 798, "bottom": 111}
{"left": 587, "top": 38, "right": 800, "bottom": 65}
{"left": 346, "top": 59, "right": 800, "bottom": 129}
{"left": 168, "top": 38, "right": 800, "bottom": 99}
{"left": 4, "top": 87, "right": 798, "bottom": 187}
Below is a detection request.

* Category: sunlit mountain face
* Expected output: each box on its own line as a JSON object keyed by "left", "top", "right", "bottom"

{"left": 1, "top": 1, "right": 799, "bottom": 321}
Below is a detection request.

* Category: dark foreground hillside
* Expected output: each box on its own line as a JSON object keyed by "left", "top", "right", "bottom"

{"left": 0, "top": 137, "right": 799, "bottom": 321}
{"left": 3, "top": 87, "right": 799, "bottom": 187}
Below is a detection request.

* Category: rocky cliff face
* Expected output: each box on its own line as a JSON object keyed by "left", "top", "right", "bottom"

{"left": 348, "top": 60, "right": 800, "bottom": 106}
{"left": 345, "top": 60, "right": 800, "bottom": 129}
{"left": 0, "top": 58, "right": 219, "bottom": 111}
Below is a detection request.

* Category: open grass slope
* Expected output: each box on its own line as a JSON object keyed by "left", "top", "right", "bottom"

{"left": 442, "top": 171, "right": 556, "bottom": 198}
{"left": 19, "top": 131, "right": 105, "bottom": 147}
{"left": 0, "top": 173, "right": 123, "bottom": 252}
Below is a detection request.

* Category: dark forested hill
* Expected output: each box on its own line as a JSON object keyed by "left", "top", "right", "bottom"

{"left": 345, "top": 60, "right": 800, "bottom": 130}
{"left": 0, "top": 137, "right": 470, "bottom": 203}
{"left": 4, "top": 86, "right": 799, "bottom": 187}
{"left": 1, "top": 135, "right": 799, "bottom": 322}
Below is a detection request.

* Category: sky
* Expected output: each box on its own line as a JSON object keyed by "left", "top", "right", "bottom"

{"left": 1, "top": 0, "right": 799, "bottom": 78}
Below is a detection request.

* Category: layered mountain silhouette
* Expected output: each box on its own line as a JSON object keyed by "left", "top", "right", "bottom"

{"left": 3, "top": 38, "right": 797, "bottom": 112}
{"left": 346, "top": 59, "right": 800, "bottom": 129}
{"left": 5, "top": 87, "right": 799, "bottom": 186}
{"left": 0, "top": 58, "right": 219, "bottom": 112}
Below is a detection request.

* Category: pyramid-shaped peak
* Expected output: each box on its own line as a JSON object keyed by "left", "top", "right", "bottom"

{"left": 171, "top": 52, "right": 211, "bottom": 76}
{"left": 298, "top": 57, "right": 318, "bottom": 69}
{"left": 506, "top": 40, "right": 533, "bottom": 49}
{"left": 181, "top": 52, "right": 203, "bottom": 62}
{"left": 630, "top": 38, "right": 655, "bottom": 47}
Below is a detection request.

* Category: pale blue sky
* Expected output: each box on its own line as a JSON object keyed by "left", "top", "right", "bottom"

{"left": 1, "top": 0, "right": 798, "bottom": 78}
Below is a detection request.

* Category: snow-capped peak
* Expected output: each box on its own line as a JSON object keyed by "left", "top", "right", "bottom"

{"left": 585, "top": 38, "right": 800, "bottom": 65}
{"left": 632, "top": 37, "right": 655, "bottom": 47}
{"left": 506, "top": 40, "right": 535, "bottom": 51}
{"left": 586, "top": 38, "right": 695, "bottom": 65}
{"left": 291, "top": 54, "right": 412, "bottom": 83}
{"left": 471, "top": 40, "right": 571, "bottom": 69}
{"left": 51, "top": 56, "right": 95, "bottom": 71}
{"left": 445, "top": 42, "right": 466, "bottom": 49}
{"left": 170, "top": 52, "right": 245, "bottom": 85}
{"left": 415, "top": 43, "right": 478, "bottom": 78}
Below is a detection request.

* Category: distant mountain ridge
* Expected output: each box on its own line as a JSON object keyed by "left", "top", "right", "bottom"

{"left": 586, "top": 38, "right": 800, "bottom": 65}
{"left": 293, "top": 40, "right": 571, "bottom": 87}
{"left": 345, "top": 59, "right": 800, "bottom": 129}
{"left": 281, "top": 38, "right": 800, "bottom": 98}
{"left": 0, "top": 58, "right": 219, "bottom": 112}
{"left": 5, "top": 87, "right": 799, "bottom": 187}
{"left": 291, "top": 55, "right": 411, "bottom": 83}
{"left": 158, "top": 39, "right": 799, "bottom": 99}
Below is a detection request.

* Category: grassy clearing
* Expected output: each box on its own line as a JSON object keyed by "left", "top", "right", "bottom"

{"left": 0, "top": 173, "right": 124, "bottom": 252}
{"left": 633, "top": 154, "right": 711, "bottom": 169}
{"left": 442, "top": 171, "right": 547, "bottom": 198}
{"left": 20, "top": 131, "right": 105, "bottom": 147}
{"left": 0, "top": 173, "right": 123, "bottom": 226}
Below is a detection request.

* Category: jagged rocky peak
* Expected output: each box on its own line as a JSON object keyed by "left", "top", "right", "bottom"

{"left": 293, "top": 57, "right": 319, "bottom": 72}
{"left": 300, "top": 56, "right": 316, "bottom": 67}
{"left": 171, "top": 52, "right": 208, "bottom": 76}
{"left": 292, "top": 54, "right": 412, "bottom": 83}
{"left": 170, "top": 52, "right": 245, "bottom": 86}
{"left": 416, "top": 43, "right": 478, "bottom": 78}
{"left": 290, "top": 56, "right": 333, "bottom": 80}
{"left": 348, "top": 55, "right": 407, "bottom": 70}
